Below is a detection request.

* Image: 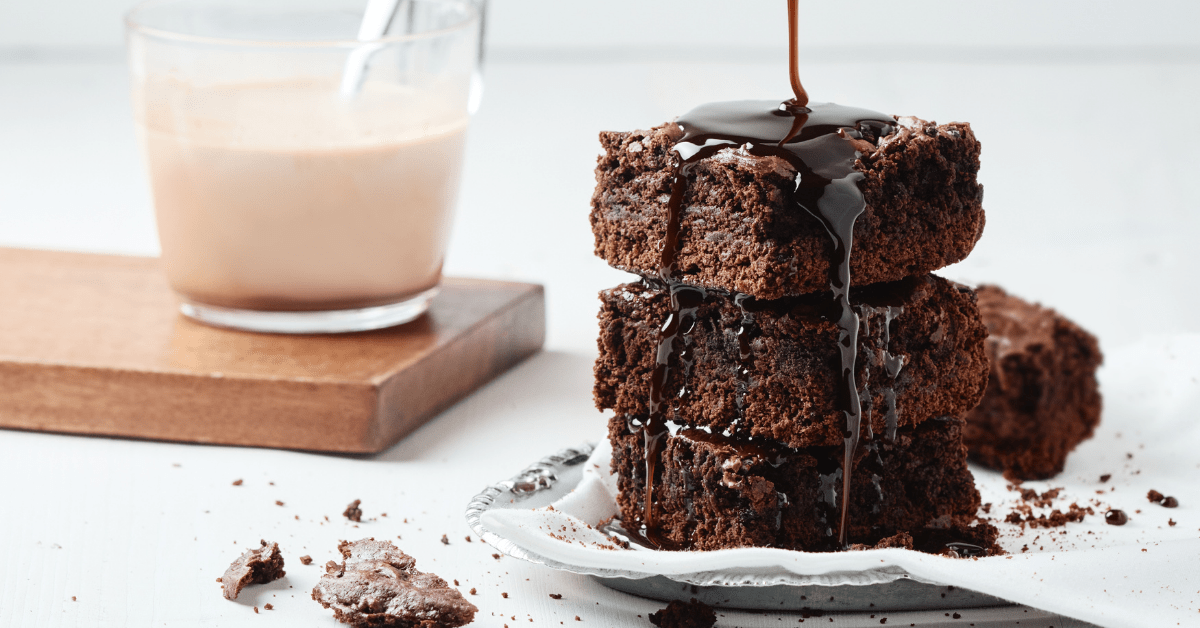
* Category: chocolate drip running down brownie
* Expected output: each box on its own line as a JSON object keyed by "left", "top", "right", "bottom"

{"left": 963, "top": 285, "right": 1103, "bottom": 480}
{"left": 590, "top": 115, "right": 985, "bottom": 300}
{"left": 609, "top": 415, "right": 998, "bottom": 553}
{"left": 595, "top": 274, "right": 989, "bottom": 449}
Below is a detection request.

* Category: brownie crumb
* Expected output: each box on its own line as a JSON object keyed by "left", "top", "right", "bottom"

{"left": 492, "top": 553, "right": 501, "bottom": 560}
{"left": 1148, "top": 489, "right": 1164, "bottom": 503}
{"left": 648, "top": 599, "right": 715, "bottom": 628}
{"left": 222, "top": 540, "right": 286, "bottom": 601}
{"left": 311, "top": 538, "right": 477, "bottom": 628}
{"left": 550, "top": 594, "right": 562, "bottom": 600}
{"left": 1099, "top": 474, "right": 1111, "bottom": 483}
{"left": 264, "top": 603, "right": 273, "bottom": 610}
{"left": 1169, "top": 519, "right": 1177, "bottom": 526}
{"left": 469, "top": 588, "right": 477, "bottom": 595}
{"left": 502, "top": 592, "right": 509, "bottom": 598}
{"left": 465, "top": 536, "right": 472, "bottom": 542}
{"left": 952, "top": 612, "right": 961, "bottom": 619}
{"left": 232, "top": 479, "right": 243, "bottom": 486}
{"left": 299, "top": 555, "right": 313, "bottom": 565}
{"left": 576, "top": 617, "right": 581, "bottom": 621}
{"left": 71, "top": 596, "right": 76, "bottom": 602}
{"left": 275, "top": 501, "right": 284, "bottom": 507}
{"left": 343, "top": 500, "right": 362, "bottom": 522}
{"left": 253, "top": 606, "right": 259, "bottom": 614}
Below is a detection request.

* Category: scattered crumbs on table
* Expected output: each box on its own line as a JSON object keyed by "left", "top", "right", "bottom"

{"left": 549, "top": 593, "right": 562, "bottom": 600}
{"left": 441, "top": 534, "right": 450, "bottom": 545}
{"left": 253, "top": 607, "right": 259, "bottom": 614}
{"left": 264, "top": 603, "right": 273, "bottom": 610}
{"left": 469, "top": 588, "right": 477, "bottom": 595}
{"left": 232, "top": 479, "right": 243, "bottom": 486}
{"left": 344, "top": 500, "right": 363, "bottom": 522}
{"left": 275, "top": 500, "right": 284, "bottom": 506}
{"left": 492, "top": 553, "right": 501, "bottom": 560}
{"left": 299, "top": 555, "right": 313, "bottom": 565}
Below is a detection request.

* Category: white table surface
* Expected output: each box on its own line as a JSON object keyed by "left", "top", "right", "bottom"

{"left": 2, "top": 51, "right": 1197, "bottom": 627}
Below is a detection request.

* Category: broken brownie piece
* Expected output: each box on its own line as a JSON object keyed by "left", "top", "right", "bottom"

{"left": 590, "top": 116, "right": 985, "bottom": 299}
{"left": 311, "top": 538, "right": 477, "bottom": 628}
{"left": 963, "top": 285, "right": 1103, "bottom": 480}
{"left": 596, "top": 274, "right": 989, "bottom": 448}
{"left": 222, "top": 540, "right": 286, "bottom": 601}
{"left": 648, "top": 599, "right": 716, "bottom": 628}
{"left": 610, "top": 415, "right": 997, "bottom": 553}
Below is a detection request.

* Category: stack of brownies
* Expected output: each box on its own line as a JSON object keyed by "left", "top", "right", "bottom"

{"left": 590, "top": 111, "right": 1001, "bottom": 553}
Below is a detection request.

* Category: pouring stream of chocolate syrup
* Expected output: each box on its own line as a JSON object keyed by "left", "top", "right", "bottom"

{"left": 638, "top": 0, "right": 895, "bottom": 549}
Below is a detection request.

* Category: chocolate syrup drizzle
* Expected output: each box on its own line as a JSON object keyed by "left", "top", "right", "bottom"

{"left": 637, "top": 0, "right": 895, "bottom": 549}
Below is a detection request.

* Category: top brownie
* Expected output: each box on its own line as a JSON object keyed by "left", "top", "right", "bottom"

{"left": 591, "top": 116, "right": 985, "bottom": 299}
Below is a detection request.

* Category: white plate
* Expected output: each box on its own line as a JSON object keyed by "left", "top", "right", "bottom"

{"left": 465, "top": 335, "right": 1200, "bottom": 626}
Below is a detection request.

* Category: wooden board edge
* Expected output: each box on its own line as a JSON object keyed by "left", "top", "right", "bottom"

{"left": 367, "top": 284, "right": 547, "bottom": 452}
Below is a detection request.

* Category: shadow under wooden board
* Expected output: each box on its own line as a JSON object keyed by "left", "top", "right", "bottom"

{"left": 0, "top": 247, "right": 545, "bottom": 453}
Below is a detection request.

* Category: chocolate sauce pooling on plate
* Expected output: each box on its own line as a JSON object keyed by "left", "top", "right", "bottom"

{"left": 636, "top": 0, "right": 894, "bottom": 550}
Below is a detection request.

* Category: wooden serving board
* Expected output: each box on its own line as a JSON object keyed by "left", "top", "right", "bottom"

{"left": 0, "top": 247, "right": 544, "bottom": 453}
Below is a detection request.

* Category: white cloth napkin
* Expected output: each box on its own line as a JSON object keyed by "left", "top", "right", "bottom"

{"left": 482, "top": 334, "right": 1200, "bottom": 628}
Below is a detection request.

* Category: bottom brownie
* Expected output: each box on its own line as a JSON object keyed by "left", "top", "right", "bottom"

{"left": 609, "top": 415, "right": 996, "bottom": 554}
{"left": 963, "top": 285, "right": 1103, "bottom": 480}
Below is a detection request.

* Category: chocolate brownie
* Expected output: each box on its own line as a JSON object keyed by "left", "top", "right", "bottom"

{"left": 595, "top": 274, "right": 989, "bottom": 448}
{"left": 963, "top": 285, "right": 1103, "bottom": 480}
{"left": 311, "top": 538, "right": 477, "bottom": 628}
{"left": 222, "top": 540, "right": 285, "bottom": 601}
{"left": 610, "top": 415, "right": 997, "bottom": 553}
{"left": 590, "top": 115, "right": 984, "bottom": 299}
{"left": 648, "top": 599, "right": 716, "bottom": 628}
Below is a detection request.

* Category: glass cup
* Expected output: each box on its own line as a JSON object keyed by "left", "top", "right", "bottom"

{"left": 125, "top": 0, "right": 480, "bottom": 333}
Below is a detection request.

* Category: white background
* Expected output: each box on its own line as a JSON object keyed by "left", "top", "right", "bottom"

{"left": 1, "top": 2, "right": 1198, "bottom": 627}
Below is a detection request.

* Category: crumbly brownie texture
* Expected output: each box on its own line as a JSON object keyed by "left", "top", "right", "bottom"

{"left": 648, "top": 599, "right": 717, "bottom": 628}
{"left": 595, "top": 274, "right": 989, "bottom": 448}
{"left": 311, "top": 538, "right": 477, "bottom": 628}
{"left": 963, "top": 285, "right": 1103, "bottom": 480}
{"left": 222, "top": 540, "right": 286, "bottom": 601}
{"left": 590, "top": 116, "right": 985, "bottom": 299}
{"left": 610, "top": 415, "right": 997, "bottom": 553}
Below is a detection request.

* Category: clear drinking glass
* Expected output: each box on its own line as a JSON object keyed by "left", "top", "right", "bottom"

{"left": 126, "top": 0, "right": 480, "bottom": 333}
